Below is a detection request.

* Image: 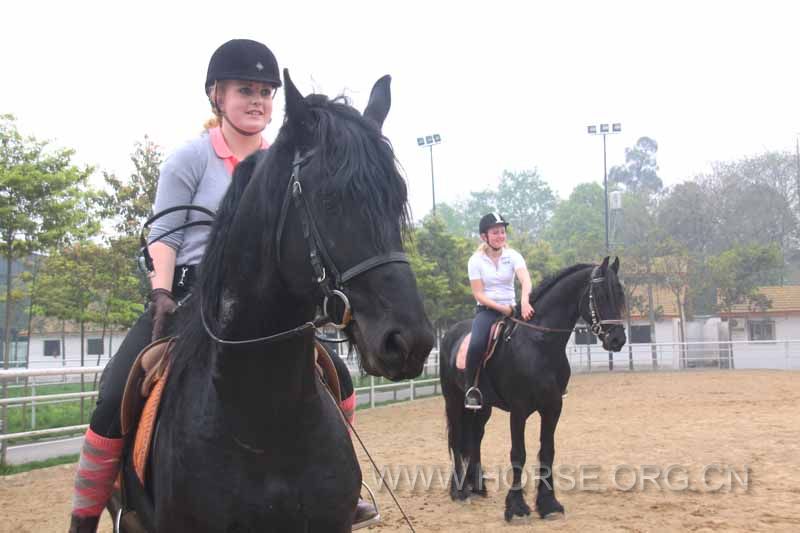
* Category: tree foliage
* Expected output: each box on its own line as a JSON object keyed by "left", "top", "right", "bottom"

{"left": 609, "top": 136, "right": 662, "bottom": 195}
{"left": 0, "top": 115, "right": 97, "bottom": 370}
{"left": 102, "top": 135, "right": 163, "bottom": 236}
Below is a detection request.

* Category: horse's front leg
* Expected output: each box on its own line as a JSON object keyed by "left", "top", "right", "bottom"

{"left": 535, "top": 395, "right": 565, "bottom": 519}
{"left": 504, "top": 410, "right": 531, "bottom": 521}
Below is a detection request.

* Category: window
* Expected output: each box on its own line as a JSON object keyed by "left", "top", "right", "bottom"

{"left": 748, "top": 320, "right": 775, "bottom": 341}
{"left": 630, "top": 325, "right": 652, "bottom": 344}
{"left": 574, "top": 328, "right": 597, "bottom": 345}
{"left": 43, "top": 340, "right": 61, "bottom": 357}
{"left": 87, "top": 338, "right": 104, "bottom": 355}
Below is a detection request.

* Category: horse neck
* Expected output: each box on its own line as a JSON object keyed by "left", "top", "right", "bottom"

{"left": 212, "top": 286, "right": 321, "bottom": 439}
{"left": 531, "top": 268, "right": 592, "bottom": 331}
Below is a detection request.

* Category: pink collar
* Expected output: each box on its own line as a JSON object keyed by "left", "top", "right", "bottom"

{"left": 209, "top": 127, "right": 269, "bottom": 175}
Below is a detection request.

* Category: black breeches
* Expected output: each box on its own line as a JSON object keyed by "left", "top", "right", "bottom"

{"left": 465, "top": 308, "right": 503, "bottom": 387}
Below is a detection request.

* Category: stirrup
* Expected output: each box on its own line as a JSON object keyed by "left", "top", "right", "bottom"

{"left": 464, "top": 386, "right": 483, "bottom": 410}
{"left": 352, "top": 482, "right": 381, "bottom": 530}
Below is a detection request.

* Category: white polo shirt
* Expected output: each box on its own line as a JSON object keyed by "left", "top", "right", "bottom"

{"left": 467, "top": 248, "right": 526, "bottom": 305}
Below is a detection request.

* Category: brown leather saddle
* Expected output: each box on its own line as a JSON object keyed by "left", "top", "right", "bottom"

{"left": 455, "top": 317, "right": 508, "bottom": 371}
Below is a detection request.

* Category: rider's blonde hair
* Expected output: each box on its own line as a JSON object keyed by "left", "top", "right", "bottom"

{"left": 202, "top": 81, "right": 227, "bottom": 130}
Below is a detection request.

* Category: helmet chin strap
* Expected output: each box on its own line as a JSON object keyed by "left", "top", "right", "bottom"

{"left": 222, "top": 114, "right": 265, "bottom": 137}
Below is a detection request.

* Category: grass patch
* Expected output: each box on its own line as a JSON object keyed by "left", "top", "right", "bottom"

{"left": 2, "top": 381, "right": 97, "bottom": 444}
{"left": 0, "top": 453, "right": 79, "bottom": 476}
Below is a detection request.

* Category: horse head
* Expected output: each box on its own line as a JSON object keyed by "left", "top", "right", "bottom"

{"left": 269, "top": 70, "right": 434, "bottom": 380}
{"left": 581, "top": 256, "right": 627, "bottom": 352}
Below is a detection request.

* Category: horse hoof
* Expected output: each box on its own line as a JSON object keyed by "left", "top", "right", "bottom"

{"left": 543, "top": 511, "right": 566, "bottom": 521}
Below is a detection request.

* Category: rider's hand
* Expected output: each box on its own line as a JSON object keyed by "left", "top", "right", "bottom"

{"left": 149, "top": 288, "right": 177, "bottom": 341}
{"left": 521, "top": 301, "right": 535, "bottom": 321}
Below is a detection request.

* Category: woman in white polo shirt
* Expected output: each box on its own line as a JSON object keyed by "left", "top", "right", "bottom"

{"left": 464, "top": 213, "right": 534, "bottom": 409}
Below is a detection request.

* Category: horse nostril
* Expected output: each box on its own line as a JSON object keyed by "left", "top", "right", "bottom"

{"left": 384, "top": 331, "right": 409, "bottom": 358}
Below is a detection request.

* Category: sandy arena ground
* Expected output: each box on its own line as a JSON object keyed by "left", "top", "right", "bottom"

{"left": 1, "top": 370, "right": 798, "bottom": 532}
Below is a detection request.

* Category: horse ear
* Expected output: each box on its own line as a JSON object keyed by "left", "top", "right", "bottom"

{"left": 600, "top": 256, "right": 610, "bottom": 271}
{"left": 363, "top": 75, "right": 391, "bottom": 129}
{"left": 610, "top": 256, "right": 620, "bottom": 274}
{"left": 283, "top": 68, "right": 313, "bottom": 142}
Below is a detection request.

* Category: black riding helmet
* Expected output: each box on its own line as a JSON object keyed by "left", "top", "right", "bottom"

{"left": 205, "top": 39, "right": 282, "bottom": 94}
{"left": 479, "top": 213, "right": 509, "bottom": 235}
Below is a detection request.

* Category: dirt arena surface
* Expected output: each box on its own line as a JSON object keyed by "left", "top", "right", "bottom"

{"left": 2, "top": 370, "right": 798, "bottom": 532}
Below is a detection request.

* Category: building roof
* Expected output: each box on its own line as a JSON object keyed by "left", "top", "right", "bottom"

{"left": 719, "top": 285, "right": 800, "bottom": 317}
{"left": 627, "top": 285, "right": 681, "bottom": 319}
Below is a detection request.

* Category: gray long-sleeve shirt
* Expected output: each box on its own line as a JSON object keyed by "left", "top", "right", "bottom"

{"left": 150, "top": 132, "right": 230, "bottom": 266}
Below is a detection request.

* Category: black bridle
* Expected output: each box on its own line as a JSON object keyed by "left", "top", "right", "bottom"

{"left": 587, "top": 266, "right": 625, "bottom": 340}
{"left": 200, "top": 149, "right": 409, "bottom": 346}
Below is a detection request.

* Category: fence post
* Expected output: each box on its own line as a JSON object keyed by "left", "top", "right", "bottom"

{"left": 410, "top": 378, "right": 415, "bottom": 401}
{"left": 370, "top": 376, "right": 375, "bottom": 408}
{"left": 31, "top": 377, "right": 36, "bottom": 430}
{"left": 785, "top": 340, "right": 791, "bottom": 370}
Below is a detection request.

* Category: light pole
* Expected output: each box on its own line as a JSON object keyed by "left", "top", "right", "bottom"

{"left": 417, "top": 134, "right": 442, "bottom": 216}
{"left": 587, "top": 123, "right": 622, "bottom": 253}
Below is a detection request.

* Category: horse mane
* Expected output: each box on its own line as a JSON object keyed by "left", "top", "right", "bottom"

{"left": 169, "top": 92, "right": 411, "bottom": 377}
{"left": 529, "top": 263, "right": 593, "bottom": 305}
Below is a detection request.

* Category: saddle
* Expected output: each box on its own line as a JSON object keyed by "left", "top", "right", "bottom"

{"left": 120, "top": 337, "right": 175, "bottom": 484}
{"left": 455, "top": 317, "right": 508, "bottom": 371}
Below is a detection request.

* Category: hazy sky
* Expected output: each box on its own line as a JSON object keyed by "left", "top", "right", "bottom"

{"left": 3, "top": 1, "right": 799, "bottom": 223}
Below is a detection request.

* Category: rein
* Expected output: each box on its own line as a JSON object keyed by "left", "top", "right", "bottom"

{"left": 507, "top": 266, "right": 624, "bottom": 339}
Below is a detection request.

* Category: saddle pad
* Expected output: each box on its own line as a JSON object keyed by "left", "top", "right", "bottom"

{"left": 132, "top": 362, "right": 170, "bottom": 485}
{"left": 455, "top": 320, "right": 506, "bottom": 370}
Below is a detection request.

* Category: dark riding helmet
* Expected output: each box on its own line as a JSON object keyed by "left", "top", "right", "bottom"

{"left": 479, "top": 213, "right": 509, "bottom": 235}
{"left": 205, "top": 39, "right": 282, "bottom": 95}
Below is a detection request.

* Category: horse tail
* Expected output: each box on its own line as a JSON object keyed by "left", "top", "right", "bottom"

{"left": 440, "top": 321, "right": 471, "bottom": 460}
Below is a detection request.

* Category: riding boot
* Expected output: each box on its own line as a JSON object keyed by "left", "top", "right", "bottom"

{"left": 352, "top": 496, "right": 380, "bottom": 530}
{"left": 70, "top": 428, "right": 124, "bottom": 529}
{"left": 464, "top": 364, "right": 483, "bottom": 410}
{"left": 68, "top": 514, "right": 99, "bottom": 533}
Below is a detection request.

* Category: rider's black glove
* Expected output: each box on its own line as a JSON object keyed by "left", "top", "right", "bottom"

{"left": 149, "top": 288, "right": 177, "bottom": 341}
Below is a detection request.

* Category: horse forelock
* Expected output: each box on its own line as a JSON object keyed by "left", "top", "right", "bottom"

{"left": 310, "top": 95, "right": 411, "bottom": 248}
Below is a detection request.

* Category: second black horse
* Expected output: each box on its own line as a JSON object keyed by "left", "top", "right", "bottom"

{"left": 440, "top": 257, "right": 626, "bottom": 521}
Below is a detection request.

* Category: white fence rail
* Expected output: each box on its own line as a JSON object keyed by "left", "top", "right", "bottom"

{"left": 2, "top": 340, "right": 799, "bottom": 447}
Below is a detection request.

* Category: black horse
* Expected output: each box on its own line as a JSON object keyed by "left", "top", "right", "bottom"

{"left": 440, "top": 257, "right": 626, "bottom": 521}
{"left": 124, "top": 71, "right": 434, "bottom": 532}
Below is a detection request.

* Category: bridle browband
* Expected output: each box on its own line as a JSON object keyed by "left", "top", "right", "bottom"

{"left": 201, "top": 148, "right": 409, "bottom": 345}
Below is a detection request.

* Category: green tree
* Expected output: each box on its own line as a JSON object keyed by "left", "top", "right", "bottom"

{"left": 544, "top": 182, "right": 606, "bottom": 264}
{"left": 609, "top": 137, "right": 662, "bottom": 195}
{"left": 412, "top": 216, "right": 474, "bottom": 337}
{"left": 102, "top": 135, "right": 163, "bottom": 236}
{"left": 496, "top": 169, "right": 556, "bottom": 240}
{"left": 1, "top": 116, "right": 96, "bottom": 463}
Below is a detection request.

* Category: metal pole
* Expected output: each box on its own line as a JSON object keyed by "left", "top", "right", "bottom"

{"left": 603, "top": 133, "right": 610, "bottom": 254}
{"left": 795, "top": 135, "right": 799, "bottom": 210}
{"left": 429, "top": 145, "right": 436, "bottom": 216}
{"left": 602, "top": 133, "right": 613, "bottom": 371}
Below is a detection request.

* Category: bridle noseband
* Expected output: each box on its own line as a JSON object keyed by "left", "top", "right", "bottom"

{"left": 201, "top": 148, "right": 409, "bottom": 345}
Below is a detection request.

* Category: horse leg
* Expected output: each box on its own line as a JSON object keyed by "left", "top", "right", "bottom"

{"left": 467, "top": 407, "right": 492, "bottom": 497}
{"left": 535, "top": 397, "right": 565, "bottom": 519}
{"left": 444, "top": 388, "right": 470, "bottom": 501}
{"left": 504, "top": 410, "right": 532, "bottom": 521}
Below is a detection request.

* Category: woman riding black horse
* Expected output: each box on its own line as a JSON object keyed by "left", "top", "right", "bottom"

{"left": 441, "top": 257, "right": 626, "bottom": 522}
{"left": 124, "top": 71, "right": 434, "bottom": 532}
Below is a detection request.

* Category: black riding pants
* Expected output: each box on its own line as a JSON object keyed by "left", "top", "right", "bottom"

{"left": 90, "top": 270, "right": 192, "bottom": 438}
{"left": 465, "top": 307, "right": 503, "bottom": 389}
